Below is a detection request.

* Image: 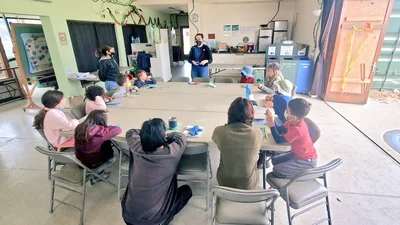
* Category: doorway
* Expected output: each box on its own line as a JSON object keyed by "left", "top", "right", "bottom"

{"left": 180, "top": 26, "right": 190, "bottom": 59}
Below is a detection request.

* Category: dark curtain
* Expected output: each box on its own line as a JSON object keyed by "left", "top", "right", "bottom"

{"left": 95, "top": 23, "right": 119, "bottom": 65}
{"left": 68, "top": 21, "right": 99, "bottom": 72}
{"left": 122, "top": 24, "right": 148, "bottom": 55}
{"left": 309, "top": 0, "right": 344, "bottom": 97}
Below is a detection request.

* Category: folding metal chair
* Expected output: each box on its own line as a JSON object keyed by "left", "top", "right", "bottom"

{"left": 69, "top": 95, "right": 84, "bottom": 109}
{"left": 111, "top": 138, "right": 131, "bottom": 200}
{"left": 171, "top": 77, "right": 190, "bottom": 83}
{"left": 193, "top": 77, "right": 211, "bottom": 83}
{"left": 155, "top": 77, "right": 164, "bottom": 82}
{"left": 177, "top": 142, "right": 212, "bottom": 211}
{"left": 35, "top": 146, "right": 116, "bottom": 225}
{"left": 213, "top": 77, "right": 234, "bottom": 83}
{"left": 266, "top": 158, "right": 343, "bottom": 225}
{"left": 304, "top": 117, "right": 321, "bottom": 143}
{"left": 211, "top": 186, "right": 279, "bottom": 225}
{"left": 71, "top": 102, "right": 86, "bottom": 120}
{"left": 36, "top": 129, "right": 75, "bottom": 180}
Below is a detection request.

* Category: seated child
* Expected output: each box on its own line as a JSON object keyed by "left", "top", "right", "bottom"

{"left": 255, "top": 62, "right": 283, "bottom": 94}
{"left": 266, "top": 79, "right": 294, "bottom": 123}
{"left": 240, "top": 65, "right": 255, "bottom": 84}
{"left": 112, "top": 74, "right": 139, "bottom": 98}
{"left": 33, "top": 90, "right": 79, "bottom": 148}
{"left": 134, "top": 69, "right": 157, "bottom": 88}
{"left": 265, "top": 98, "right": 317, "bottom": 178}
{"left": 74, "top": 110, "right": 122, "bottom": 168}
{"left": 85, "top": 85, "right": 111, "bottom": 115}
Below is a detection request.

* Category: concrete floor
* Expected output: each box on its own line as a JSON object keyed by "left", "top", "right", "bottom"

{"left": 1, "top": 69, "right": 400, "bottom": 224}
{"left": 327, "top": 99, "right": 400, "bottom": 163}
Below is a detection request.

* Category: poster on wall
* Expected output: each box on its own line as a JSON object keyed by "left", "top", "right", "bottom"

{"left": 232, "top": 25, "right": 239, "bottom": 36}
{"left": 223, "top": 25, "right": 231, "bottom": 36}
{"left": 20, "top": 33, "right": 53, "bottom": 74}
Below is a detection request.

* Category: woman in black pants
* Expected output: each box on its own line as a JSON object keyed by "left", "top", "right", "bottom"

{"left": 121, "top": 118, "right": 192, "bottom": 225}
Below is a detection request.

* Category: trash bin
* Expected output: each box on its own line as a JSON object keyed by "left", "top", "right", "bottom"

{"left": 295, "top": 57, "right": 313, "bottom": 94}
{"left": 280, "top": 57, "right": 298, "bottom": 84}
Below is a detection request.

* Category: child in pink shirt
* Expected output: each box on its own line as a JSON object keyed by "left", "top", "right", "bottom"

{"left": 85, "top": 86, "right": 111, "bottom": 115}
{"left": 33, "top": 90, "right": 79, "bottom": 147}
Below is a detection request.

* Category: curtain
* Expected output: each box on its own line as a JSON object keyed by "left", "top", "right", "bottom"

{"left": 309, "top": 0, "right": 344, "bottom": 97}
{"left": 68, "top": 21, "right": 99, "bottom": 72}
{"left": 68, "top": 21, "right": 119, "bottom": 72}
{"left": 122, "top": 25, "right": 148, "bottom": 55}
{"left": 95, "top": 23, "right": 119, "bottom": 65}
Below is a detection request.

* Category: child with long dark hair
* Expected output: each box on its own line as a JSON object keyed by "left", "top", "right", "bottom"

{"left": 74, "top": 110, "right": 121, "bottom": 168}
{"left": 85, "top": 85, "right": 111, "bottom": 115}
{"left": 33, "top": 90, "right": 79, "bottom": 147}
{"left": 122, "top": 119, "right": 192, "bottom": 225}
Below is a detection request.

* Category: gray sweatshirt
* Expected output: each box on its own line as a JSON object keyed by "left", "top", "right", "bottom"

{"left": 259, "top": 76, "right": 282, "bottom": 95}
{"left": 111, "top": 86, "right": 139, "bottom": 98}
{"left": 121, "top": 129, "right": 187, "bottom": 225}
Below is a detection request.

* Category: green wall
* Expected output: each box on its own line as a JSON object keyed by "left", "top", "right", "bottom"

{"left": 0, "top": 0, "right": 170, "bottom": 98}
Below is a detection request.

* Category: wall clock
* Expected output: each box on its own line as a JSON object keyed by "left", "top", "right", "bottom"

{"left": 191, "top": 13, "right": 199, "bottom": 23}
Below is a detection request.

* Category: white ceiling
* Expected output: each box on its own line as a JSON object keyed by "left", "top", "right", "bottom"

{"left": 141, "top": 4, "right": 189, "bottom": 14}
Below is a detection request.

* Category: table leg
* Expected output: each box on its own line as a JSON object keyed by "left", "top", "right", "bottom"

{"left": 263, "top": 151, "right": 266, "bottom": 189}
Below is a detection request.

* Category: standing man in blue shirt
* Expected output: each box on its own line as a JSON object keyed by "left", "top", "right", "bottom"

{"left": 188, "top": 33, "right": 213, "bottom": 78}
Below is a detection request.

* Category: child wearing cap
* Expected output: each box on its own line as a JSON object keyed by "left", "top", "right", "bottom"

{"left": 240, "top": 65, "right": 255, "bottom": 84}
{"left": 255, "top": 62, "right": 283, "bottom": 94}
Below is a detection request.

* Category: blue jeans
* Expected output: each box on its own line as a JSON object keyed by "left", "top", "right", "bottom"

{"left": 191, "top": 65, "right": 209, "bottom": 78}
{"left": 105, "top": 81, "right": 118, "bottom": 91}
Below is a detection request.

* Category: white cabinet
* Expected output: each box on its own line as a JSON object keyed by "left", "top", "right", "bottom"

{"left": 212, "top": 53, "right": 265, "bottom": 66}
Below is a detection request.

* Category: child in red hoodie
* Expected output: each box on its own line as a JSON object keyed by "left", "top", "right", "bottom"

{"left": 74, "top": 110, "right": 122, "bottom": 168}
{"left": 240, "top": 65, "right": 255, "bottom": 84}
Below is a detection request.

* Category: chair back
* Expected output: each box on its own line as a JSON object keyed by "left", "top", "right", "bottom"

{"left": 36, "top": 129, "right": 57, "bottom": 151}
{"left": 183, "top": 143, "right": 208, "bottom": 155}
{"left": 35, "top": 145, "right": 78, "bottom": 165}
{"left": 71, "top": 102, "right": 86, "bottom": 119}
{"left": 69, "top": 95, "right": 84, "bottom": 109}
{"left": 193, "top": 77, "right": 211, "bottom": 83}
{"left": 286, "top": 158, "right": 343, "bottom": 186}
{"left": 171, "top": 77, "right": 190, "bottom": 83}
{"left": 111, "top": 138, "right": 130, "bottom": 155}
{"left": 212, "top": 186, "right": 279, "bottom": 203}
{"left": 155, "top": 77, "right": 164, "bottom": 82}
{"left": 304, "top": 117, "right": 321, "bottom": 143}
{"left": 213, "top": 77, "right": 234, "bottom": 83}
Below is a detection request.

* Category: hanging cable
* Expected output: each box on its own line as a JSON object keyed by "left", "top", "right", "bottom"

{"left": 266, "top": 1, "right": 281, "bottom": 27}
{"left": 311, "top": 0, "right": 323, "bottom": 58}
{"left": 189, "top": 0, "right": 199, "bottom": 33}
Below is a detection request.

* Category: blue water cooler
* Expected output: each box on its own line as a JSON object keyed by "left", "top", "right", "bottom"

{"left": 295, "top": 57, "right": 313, "bottom": 94}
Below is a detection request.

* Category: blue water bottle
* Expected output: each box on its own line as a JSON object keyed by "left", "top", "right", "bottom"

{"left": 245, "top": 85, "right": 251, "bottom": 99}
{"left": 131, "top": 36, "right": 135, "bottom": 43}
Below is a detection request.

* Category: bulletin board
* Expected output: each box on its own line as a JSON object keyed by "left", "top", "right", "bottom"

{"left": 10, "top": 23, "right": 55, "bottom": 111}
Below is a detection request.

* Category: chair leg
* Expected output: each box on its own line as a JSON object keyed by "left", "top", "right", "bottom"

{"left": 323, "top": 174, "right": 332, "bottom": 225}
{"left": 118, "top": 152, "right": 123, "bottom": 200}
{"left": 49, "top": 179, "right": 55, "bottom": 213}
{"left": 47, "top": 157, "right": 52, "bottom": 180}
{"left": 285, "top": 188, "right": 293, "bottom": 225}
{"left": 80, "top": 169, "right": 87, "bottom": 225}
{"left": 270, "top": 201, "right": 275, "bottom": 225}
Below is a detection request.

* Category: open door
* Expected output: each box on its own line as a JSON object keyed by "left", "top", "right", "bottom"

{"left": 324, "top": 0, "right": 394, "bottom": 104}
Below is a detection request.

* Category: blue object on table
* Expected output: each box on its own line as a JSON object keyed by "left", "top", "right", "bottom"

{"left": 189, "top": 125, "right": 203, "bottom": 136}
{"left": 169, "top": 117, "right": 178, "bottom": 129}
{"left": 106, "top": 102, "right": 122, "bottom": 106}
{"left": 245, "top": 85, "right": 252, "bottom": 99}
